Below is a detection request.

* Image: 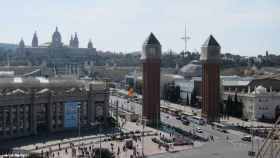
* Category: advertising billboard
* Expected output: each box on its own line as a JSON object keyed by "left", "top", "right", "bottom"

{"left": 64, "top": 101, "right": 80, "bottom": 128}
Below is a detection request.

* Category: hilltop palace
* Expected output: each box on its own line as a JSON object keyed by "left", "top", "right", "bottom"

{"left": 11, "top": 27, "right": 97, "bottom": 77}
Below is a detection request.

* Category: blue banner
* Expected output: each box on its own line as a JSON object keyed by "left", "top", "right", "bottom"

{"left": 64, "top": 102, "right": 80, "bottom": 128}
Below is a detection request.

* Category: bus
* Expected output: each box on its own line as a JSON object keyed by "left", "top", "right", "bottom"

{"left": 169, "top": 108, "right": 182, "bottom": 116}
{"left": 160, "top": 106, "right": 169, "bottom": 113}
{"left": 212, "top": 122, "right": 228, "bottom": 133}
{"left": 188, "top": 116, "right": 206, "bottom": 125}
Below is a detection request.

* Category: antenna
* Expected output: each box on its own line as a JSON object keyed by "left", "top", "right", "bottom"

{"left": 181, "top": 24, "right": 191, "bottom": 54}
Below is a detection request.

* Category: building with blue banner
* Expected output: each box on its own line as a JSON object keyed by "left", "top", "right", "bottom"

{"left": 64, "top": 102, "right": 80, "bottom": 128}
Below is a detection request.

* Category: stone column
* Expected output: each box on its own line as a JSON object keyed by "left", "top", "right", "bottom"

{"left": 9, "top": 106, "right": 13, "bottom": 136}
{"left": 55, "top": 103, "right": 60, "bottom": 130}
{"left": 80, "top": 102, "right": 84, "bottom": 127}
{"left": 16, "top": 105, "right": 20, "bottom": 136}
{"left": 3, "top": 108, "right": 6, "bottom": 136}
{"left": 62, "top": 101, "right": 65, "bottom": 129}
{"left": 23, "top": 105, "right": 28, "bottom": 135}
{"left": 103, "top": 89, "right": 110, "bottom": 119}
{"left": 30, "top": 89, "right": 37, "bottom": 135}
{"left": 104, "top": 89, "right": 110, "bottom": 127}
{"left": 88, "top": 85, "right": 96, "bottom": 124}
{"left": 47, "top": 91, "right": 53, "bottom": 132}
{"left": 87, "top": 88, "right": 92, "bottom": 124}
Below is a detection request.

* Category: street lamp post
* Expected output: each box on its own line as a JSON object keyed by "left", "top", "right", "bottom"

{"left": 141, "top": 117, "right": 147, "bottom": 157}
{"left": 99, "top": 123, "right": 102, "bottom": 158}
{"left": 77, "top": 105, "right": 81, "bottom": 146}
{"left": 90, "top": 121, "right": 102, "bottom": 158}
{"left": 249, "top": 99, "right": 255, "bottom": 157}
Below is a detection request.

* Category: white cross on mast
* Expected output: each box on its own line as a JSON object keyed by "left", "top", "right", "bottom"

{"left": 181, "top": 24, "right": 191, "bottom": 54}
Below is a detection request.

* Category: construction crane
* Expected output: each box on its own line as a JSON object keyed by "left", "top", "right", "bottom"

{"left": 256, "top": 117, "right": 280, "bottom": 158}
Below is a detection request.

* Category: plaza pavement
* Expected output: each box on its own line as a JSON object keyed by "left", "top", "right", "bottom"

{"left": 15, "top": 118, "right": 193, "bottom": 158}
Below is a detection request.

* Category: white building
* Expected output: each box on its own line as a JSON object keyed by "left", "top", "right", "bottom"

{"left": 232, "top": 86, "right": 280, "bottom": 121}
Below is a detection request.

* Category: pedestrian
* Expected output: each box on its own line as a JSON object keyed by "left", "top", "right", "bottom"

{"left": 123, "top": 145, "right": 126, "bottom": 152}
{"left": 117, "top": 147, "right": 120, "bottom": 155}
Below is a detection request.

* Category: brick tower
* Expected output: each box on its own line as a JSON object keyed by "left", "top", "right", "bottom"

{"left": 141, "top": 33, "right": 161, "bottom": 126}
{"left": 200, "top": 35, "right": 221, "bottom": 122}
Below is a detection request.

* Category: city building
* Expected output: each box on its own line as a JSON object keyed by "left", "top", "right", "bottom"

{"left": 174, "top": 77, "right": 202, "bottom": 104}
{"left": 141, "top": 33, "right": 161, "bottom": 126}
{"left": 225, "top": 86, "right": 280, "bottom": 121}
{"left": 0, "top": 77, "right": 109, "bottom": 140}
{"left": 12, "top": 27, "right": 97, "bottom": 76}
{"left": 200, "top": 35, "right": 221, "bottom": 122}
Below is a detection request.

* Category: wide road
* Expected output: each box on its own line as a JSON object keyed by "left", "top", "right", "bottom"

{"left": 110, "top": 94, "right": 263, "bottom": 158}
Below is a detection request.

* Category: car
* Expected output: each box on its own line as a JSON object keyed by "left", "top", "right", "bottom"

{"left": 182, "top": 120, "right": 190, "bottom": 125}
{"left": 242, "top": 135, "right": 252, "bottom": 142}
{"left": 221, "top": 129, "right": 228, "bottom": 133}
{"left": 196, "top": 128, "right": 203, "bottom": 133}
{"left": 176, "top": 116, "right": 181, "bottom": 120}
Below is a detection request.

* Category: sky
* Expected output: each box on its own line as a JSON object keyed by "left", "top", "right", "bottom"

{"left": 0, "top": 0, "right": 279, "bottom": 56}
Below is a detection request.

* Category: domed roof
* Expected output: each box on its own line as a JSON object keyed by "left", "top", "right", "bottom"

{"left": 52, "top": 27, "right": 61, "bottom": 39}
{"left": 88, "top": 39, "right": 93, "bottom": 48}
{"left": 255, "top": 85, "right": 266, "bottom": 94}
{"left": 52, "top": 27, "right": 63, "bottom": 47}
{"left": 179, "top": 60, "right": 202, "bottom": 78}
{"left": 19, "top": 38, "right": 25, "bottom": 48}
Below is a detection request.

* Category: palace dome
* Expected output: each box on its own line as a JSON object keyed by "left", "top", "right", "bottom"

{"left": 179, "top": 60, "right": 202, "bottom": 78}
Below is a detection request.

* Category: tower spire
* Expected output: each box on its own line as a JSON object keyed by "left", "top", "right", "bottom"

{"left": 19, "top": 38, "right": 25, "bottom": 48}
{"left": 69, "top": 35, "right": 74, "bottom": 47}
{"left": 73, "top": 32, "right": 79, "bottom": 48}
{"left": 52, "top": 26, "right": 62, "bottom": 47}
{"left": 32, "top": 31, "right": 38, "bottom": 47}
{"left": 88, "top": 38, "right": 93, "bottom": 49}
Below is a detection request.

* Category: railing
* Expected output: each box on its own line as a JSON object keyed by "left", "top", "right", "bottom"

{"left": 256, "top": 117, "right": 280, "bottom": 158}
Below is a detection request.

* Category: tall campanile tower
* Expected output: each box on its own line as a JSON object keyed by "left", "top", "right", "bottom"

{"left": 200, "top": 35, "right": 221, "bottom": 122}
{"left": 141, "top": 33, "right": 161, "bottom": 126}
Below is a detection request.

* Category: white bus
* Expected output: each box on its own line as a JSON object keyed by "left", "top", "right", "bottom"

{"left": 188, "top": 116, "right": 206, "bottom": 125}
{"left": 212, "top": 122, "right": 228, "bottom": 133}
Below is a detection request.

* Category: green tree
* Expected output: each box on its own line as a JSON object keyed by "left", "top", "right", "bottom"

{"left": 190, "top": 89, "right": 197, "bottom": 107}
{"left": 135, "top": 80, "right": 142, "bottom": 94}
{"left": 162, "top": 82, "right": 181, "bottom": 103}
{"left": 225, "top": 95, "right": 232, "bottom": 119}
{"left": 186, "top": 92, "right": 190, "bottom": 106}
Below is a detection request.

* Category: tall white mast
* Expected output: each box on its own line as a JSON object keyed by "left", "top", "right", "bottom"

{"left": 181, "top": 24, "right": 191, "bottom": 54}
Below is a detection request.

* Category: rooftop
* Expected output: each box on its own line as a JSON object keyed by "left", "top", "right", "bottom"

{"left": 143, "top": 33, "right": 160, "bottom": 45}
{"left": 202, "top": 35, "right": 220, "bottom": 47}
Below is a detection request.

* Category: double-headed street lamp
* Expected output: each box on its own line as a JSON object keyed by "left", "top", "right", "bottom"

{"left": 90, "top": 120, "right": 102, "bottom": 158}
{"left": 77, "top": 105, "right": 81, "bottom": 146}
